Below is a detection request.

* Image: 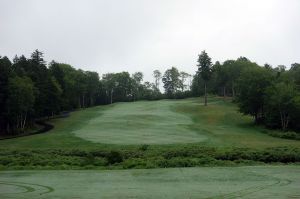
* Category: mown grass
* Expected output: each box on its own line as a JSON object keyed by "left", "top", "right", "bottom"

{"left": 1, "top": 97, "right": 299, "bottom": 149}
{"left": 70, "top": 99, "right": 207, "bottom": 145}
{"left": 1, "top": 166, "right": 300, "bottom": 198}
{"left": 0, "top": 97, "right": 299, "bottom": 169}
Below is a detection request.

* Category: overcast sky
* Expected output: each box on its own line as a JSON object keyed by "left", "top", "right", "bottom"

{"left": 0, "top": 0, "right": 299, "bottom": 82}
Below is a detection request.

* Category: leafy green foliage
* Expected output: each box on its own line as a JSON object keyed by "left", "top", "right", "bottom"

{"left": 7, "top": 76, "right": 35, "bottom": 133}
{"left": 0, "top": 146, "right": 299, "bottom": 169}
{"left": 162, "top": 67, "right": 181, "bottom": 97}
{"left": 237, "top": 66, "right": 272, "bottom": 123}
{"left": 265, "top": 82, "right": 299, "bottom": 130}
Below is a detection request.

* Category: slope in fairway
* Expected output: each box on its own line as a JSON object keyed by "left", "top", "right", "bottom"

{"left": 1, "top": 97, "right": 299, "bottom": 149}
{"left": 72, "top": 100, "right": 207, "bottom": 144}
{"left": 0, "top": 166, "right": 299, "bottom": 199}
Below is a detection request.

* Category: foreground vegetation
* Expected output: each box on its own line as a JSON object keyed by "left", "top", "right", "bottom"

{"left": 1, "top": 166, "right": 299, "bottom": 198}
{"left": 1, "top": 146, "right": 299, "bottom": 170}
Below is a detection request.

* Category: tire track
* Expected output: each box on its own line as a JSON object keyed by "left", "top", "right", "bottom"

{"left": 0, "top": 181, "right": 54, "bottom": 195}
{"left": 203, "top": 177, "right": 292, "bottom": 199}
{"left": 0, "top": 182, "right": 35, "bottom": 194}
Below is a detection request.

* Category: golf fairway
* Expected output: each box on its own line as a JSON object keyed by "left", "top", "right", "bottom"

{"left": 71, "top": 100, "right": 207, "bottom": 145}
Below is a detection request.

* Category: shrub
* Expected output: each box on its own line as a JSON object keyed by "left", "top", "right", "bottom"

{"left": 139, "top": 144, "right": 149, "bottom": 151}
{"left": 262, "top": 130, "right": 300, "bottom": 140}
{"left": 0, "top": 157, "right": 11, "bottom": 166}
{"left": 93, "top": 157, "right": 108, "bottom": 166}
{"left": 122, "top": 158, "right": 147, "bottom": 169}
{"left": 168, "top": 157, "right": 197, "bottom": 167}
{"left": 0, "top": 146, "right": 299, "bottom": 169}
{"left": 281, "top": 131, "right": 299, "bottom": 139}
{"left": 106, "top": 151, "right": 123, "bottom": 165}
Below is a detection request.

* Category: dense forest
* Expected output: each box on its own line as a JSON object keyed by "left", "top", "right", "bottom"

{"left": 0, "top": 50, "right": 299, "bottom": 136}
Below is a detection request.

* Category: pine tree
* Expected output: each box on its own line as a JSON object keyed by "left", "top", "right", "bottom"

{"left": 197, "top": 51, "right": 212, "bottom": 106}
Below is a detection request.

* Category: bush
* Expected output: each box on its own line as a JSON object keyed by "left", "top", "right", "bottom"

{"left": 0, "top": 157, "right": 11, "bottom": 166}
{"left": 122, "top": 158, "right": 147, "bottom": 169}
{"left": 1, "top": 146, "right": 299, "bottom": 169}
{"left": 197, "top": 157, "right": 218, "bottom": 165}
{"left": 168, "top": 157, "right": 197, "bottom": 167}
{"left": 139, "top": 144, "right": 149, "bottom": 151}
{"left": 93, "top": 157, "right": 108, "bottom": 166}
{"left": 262, "top": 130, "right": 300, "bottom": 140}
{"left": 106, "top": 151, "right": 123, "bottom": 165}
{"left": 280, "top": 131, "right": 299, "bottom": 139}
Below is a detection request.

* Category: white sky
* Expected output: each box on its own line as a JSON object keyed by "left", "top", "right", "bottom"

{"left": 0, "top": 0, "right": 299, "bottom": 82}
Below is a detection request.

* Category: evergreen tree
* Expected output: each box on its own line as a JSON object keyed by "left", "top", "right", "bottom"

{"left": 0, "top": 56, "right": 12, "bottom": 134}
{"left": 197, "top": 51, "right": 212, "bottom": 106}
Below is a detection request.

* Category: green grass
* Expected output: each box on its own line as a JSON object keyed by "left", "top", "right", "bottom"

{"left": 0, "top": 166, "right": 299, "bottom": 198}
{"left": 1, "top": 97, "right": 300, "bottom": 198}
{"left": 72, "top": 100, "right": 207, "bottom": 144}
{"left": 0, "top": 97, "right": 298, "bottom": 149}
{"left": 175, "top": 98, "right": 300, "bottom": 148}
{"left": 0, "top": 97, "right": 299, "bottom": 170}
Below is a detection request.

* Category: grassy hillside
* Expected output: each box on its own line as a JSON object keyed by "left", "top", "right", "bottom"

{"left": 0, "top": 97, "right": 299, "bottom": 149}
{"left": 71, "top": 99, "right": 206, "bottom": 145}
{"left": 0, "top": 97, "right": 299, "bottom": 169}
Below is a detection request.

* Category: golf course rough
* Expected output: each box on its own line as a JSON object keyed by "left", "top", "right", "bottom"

{"left": 71, "top": 100, "right": 207, "bottom": 144}
{"left": 0, "top": 166, "right": 299, "bottom": 199}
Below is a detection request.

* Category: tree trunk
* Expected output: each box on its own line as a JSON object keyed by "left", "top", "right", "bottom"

{"left": 17, "top": 115, "right": 20, "bottom": 130}
{"left": 20, "top": 114, "right": 23, "bottom": 129}
{"left": 110, "top": 89, "right": 113, "bottom": 104}
{"left": 223, "top": 86, "right": 226, "bottom": 99}
{"left": 7, "top": 123, "right": 10, "bottom": 134}
{"left": 90, "top": 94, "right": 93, "bottom": 106}
{"left": 286, "top": 116, "right": 289, "bottom": 131}
{"left": 204, "top": 82, "right": 207, "bottom": 106}
{"left": 22, "top": 113, "right": 27, "bottom": 130}
{"left": 231, "top": 83, "right": 235, "bottom": 98}
{"left": 83, "top": 95, "right": 84, "bottom": 108}
{"left": 280, "top": 108, "right": 285, "bottom": 131}
{"left": 280, "top": 109, "right": 289, "bottom": 131}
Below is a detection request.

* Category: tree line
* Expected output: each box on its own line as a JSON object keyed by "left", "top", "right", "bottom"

{"left": 195, "top": 51, "right": 300, "bottom": 132}
{"left": 0, "top": 50, "right": 299, "bottom": 136}
{"left": 0, "top": 50, "right": 192, "bottom": 135}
